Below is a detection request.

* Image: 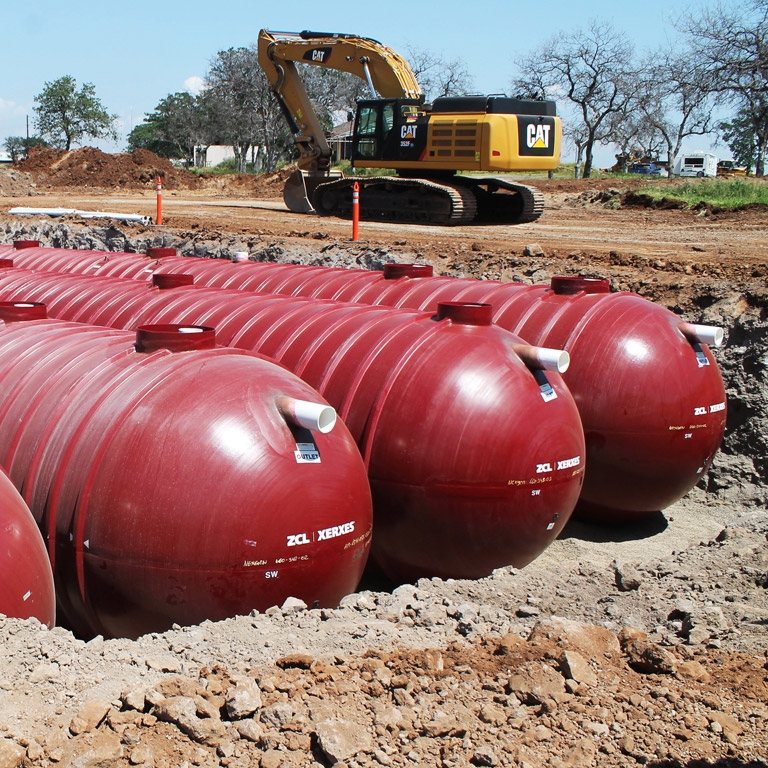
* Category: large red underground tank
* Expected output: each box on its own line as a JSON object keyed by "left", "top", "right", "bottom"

{"left": 0, "top": 303, "right": 372, "bottom": 639}
{"left": 0, "top": 464, "right": 56, "bottom": 626}
{"left": 0, "top": 268, "right": 586, "bottom": 583}
{"left": 5, "top": 243, "right": 727, "bottom": 521}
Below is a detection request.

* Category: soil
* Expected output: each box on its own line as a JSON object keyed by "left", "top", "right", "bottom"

{"left": 0, "top": 148, "right": 766, "bottom": 768}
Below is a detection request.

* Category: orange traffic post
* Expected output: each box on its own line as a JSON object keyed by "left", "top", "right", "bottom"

{"left": 156, "top": 175, "right": 163, "bottom": 225}
{"left": 352, "top": 181, "right": 360, "bottom": 241}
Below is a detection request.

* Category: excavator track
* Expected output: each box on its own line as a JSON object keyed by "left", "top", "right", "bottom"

{"left": 312, "top": 176, "right": 478, "bottom": 226}
{"left": 457, "top": 177, "right": 546, "bottom": 224}
{"left": 311, "top": 175, "right": 545, "bottom": 226}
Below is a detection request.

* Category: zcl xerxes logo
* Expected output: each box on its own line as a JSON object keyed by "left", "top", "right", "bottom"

{"left": 518, "top": 116, "right": 556, "bottom": 157}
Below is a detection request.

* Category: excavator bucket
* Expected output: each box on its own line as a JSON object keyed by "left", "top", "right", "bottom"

{"left": 283, "top": 169, "right": 344, "bottom": 214}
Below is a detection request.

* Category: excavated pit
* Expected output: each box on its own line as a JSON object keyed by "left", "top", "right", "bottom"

{"left": 0, "top": 149, "right": 766, "bottom": 767}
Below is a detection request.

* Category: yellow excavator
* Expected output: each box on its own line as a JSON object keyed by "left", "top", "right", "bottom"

{"left": 257, "top": 29, "right": 562, "bottom": 225}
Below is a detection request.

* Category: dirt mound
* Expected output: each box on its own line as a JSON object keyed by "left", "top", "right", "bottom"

{"left": 16, "top": 146, "right": 204, "bottom": 191}
{"left": 193, "top": 165, "right": 296, "bottom": 200}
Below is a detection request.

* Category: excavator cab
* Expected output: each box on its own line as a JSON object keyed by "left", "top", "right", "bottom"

{"left": 352, "top": 98, "right": 429, "bottom": 166}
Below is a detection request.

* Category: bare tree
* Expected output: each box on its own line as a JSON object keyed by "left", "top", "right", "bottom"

{"left": 403, "top": 46, "right": 475, "bottom": 101}
{"left": 680, "top": 0, "right": 768, "bottom": 175}
{"left": 607, "top": 109, "right": 666, "bottom": 170}
{"left": 514, "top": 21, "right": 637, "bottom": 177}
{"left": 634, "top": 47, "right": 718, "bottom": 174}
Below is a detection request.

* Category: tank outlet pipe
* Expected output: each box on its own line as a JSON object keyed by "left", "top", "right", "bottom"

{"left": 679, "top": 323, "right": 724, "bottom": 347}
{"left": 513, "top": 344, "right": 570, "bottom": 374}
{"left": 277, "top": 396, "right": 337, "bottom": 434}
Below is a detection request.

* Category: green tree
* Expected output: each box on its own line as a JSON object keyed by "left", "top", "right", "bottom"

{"left": 126, "top": 119, "right": 179, "bottom": 160}
{"left": 719, "top": 109, "right": 759, "bottom": 172}
{"left": 205, "top": 47, "right": 265, "bottom": 173}
{"left": 127, "top": 91, "right": 218, "bottom": 167}
{"left": 33, "top": 76, "right": 117, "bottom": 150}
{"left": 2, "top": 135, "right": 48, "bottom": 161}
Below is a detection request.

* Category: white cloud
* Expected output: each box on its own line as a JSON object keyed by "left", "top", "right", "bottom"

{"left": 184, "top": 76, "right": 205, "bottom": 96}
{"left": 0, "top": 98, "right": 24, "bottom": 116}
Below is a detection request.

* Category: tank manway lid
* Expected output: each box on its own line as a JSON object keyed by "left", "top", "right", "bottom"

{"left": 0, "top": 259, "right": 13, "bottom": 269}
{"left": 13, "top": 240, "right": 40, "bottom": 249}
{"left": 383, "top": 263, "right": 434, "bottom": 279}
{"left": 551, "top": 276, "right": 611, "bottom": 295}
{"left": 145, "top": 247, "right": 177, "bottom": 259}
{"left": 135, "top": 324, "right": 216, "bottom": 353}
{"left": 436, "top": 302, "right": 493, "bottom": 326}
{"left": 0, "top": 301, "right": 47, "bottom": 322}
{"left": 153, "top": 273, "right": 194, "bottom": 289}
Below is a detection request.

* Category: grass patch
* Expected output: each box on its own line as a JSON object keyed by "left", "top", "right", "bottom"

{"left": 637, "top": 178, "right": 768, "bottom": 209}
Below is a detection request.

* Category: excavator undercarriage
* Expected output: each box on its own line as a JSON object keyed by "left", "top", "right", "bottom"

{"left": 287, "top": 170, "right": 545, "bottom": 226}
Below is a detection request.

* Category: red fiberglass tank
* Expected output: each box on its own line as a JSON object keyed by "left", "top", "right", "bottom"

{"left": 14, "top": 245, "right": 721, "bottom": 523}
{"left": 0, "top": 465, "right": 55, "bottom": 626}
{"left": 0, "top": 302, "right": 372, "bottom": 639}
{"left": 0, "top": 268, "right": 586, "bottom": 584}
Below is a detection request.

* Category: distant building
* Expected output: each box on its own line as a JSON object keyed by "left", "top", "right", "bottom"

{"left": 0, "top": 151, "right": 12, "bottom": 164}
{"left": 201, "top": 145, "right": 236, "bottom": 167}
{"left": 328, "top": 120, "right": 354, "bottom": 161}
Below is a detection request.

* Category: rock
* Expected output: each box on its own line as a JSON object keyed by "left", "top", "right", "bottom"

{"left": 275, "top": 653, "right": 314, "bottom": 669}
{"left": 69, "top": 700, "right": 112, "bottom": 735}
{"left": 280, "top": 597, "right": 308, "bottom": 613}
{"left": 709, "top": 712, "right": 743, "bottom": 744}
{"left": 507, "top": 662, "right": 566, "bottom": 703}
{"left": 561, "top": 738, "right": 597, "bottom": 767}
{"left": 528, "top": 617, "right": 621, "bottom": 657}
{"left": 523, "top": 243, "right": 545, "bottom": 257}
{"left": 224, "top": 679, "right": 262, "bottom": 719}
{"left": 619, "top": 627, "right": 678, "bottom": 674}
{"left": 153, "top": 696, "right": 226, "bottom": 745}
{"left": 614, "top": 562, "right": 643, "bottom": 591}
{"left": 559, "top": 650, "right": 597, "bottom": 686}
{"left": 314, "top": 719, "right": 373, "bottom": 762}
{"left": 122, "top": 686, "right": 149, "bottom": 712}
{"left": 260, "top": 702, "right": 294, "bottom": 729}
{"left": 0, "top": 739, "right": 25, "bottom": 768}
{"left": 677, "top": 660, "right": 711, "bottom": 682}
{"left": 473, "top": 745, "right": 499, "bottom": 766}
{"left": 235, "top": 719, "right": 263, "bottom": 742}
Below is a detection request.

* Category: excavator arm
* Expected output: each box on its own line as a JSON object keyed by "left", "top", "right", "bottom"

{"left": 257, "top": 29, "right": 422, "bottom": 177}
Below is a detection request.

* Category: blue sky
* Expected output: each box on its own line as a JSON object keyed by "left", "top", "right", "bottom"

{"left": 1, "top": 0, "right": 718, "bottom": 167}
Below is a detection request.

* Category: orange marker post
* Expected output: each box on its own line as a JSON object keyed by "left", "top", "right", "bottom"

{"left": 352, "top": 181, "right": 360, "bottom": 241}
{"left": 156, "top": 175, "right": 163, "bottom": 225}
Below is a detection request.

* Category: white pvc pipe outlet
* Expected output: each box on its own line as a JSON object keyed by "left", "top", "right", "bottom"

{"left": 514, "top": 344, "right": 570, "bottom": 374}
{"left": 679, "top": 322, "right": 724, "bottom": 347}
{"left": 233, "top": 252, "right": 250, "bottom": 262}
{"left": 277, "top": 397, "right": 337, "bottom": 433}
{"left": 9, "top": 207, "right": 152, "bottom": 225}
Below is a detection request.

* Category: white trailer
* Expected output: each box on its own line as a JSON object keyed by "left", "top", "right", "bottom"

{"left": 672, "top": 151, "right": 718, "bottom": 178}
